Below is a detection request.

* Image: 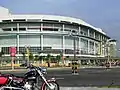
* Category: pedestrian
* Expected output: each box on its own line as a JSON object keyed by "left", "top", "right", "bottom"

{"left": 72, "top": 61, "right": 79, "bottom": 75}
{"left": 106, "top": 62, "right": 110, "bottom": 69}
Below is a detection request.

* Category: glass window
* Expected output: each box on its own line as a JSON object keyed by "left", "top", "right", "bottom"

{"left": 13, "top": 28, "right": 17, "bottom": 31}
{"left": 2, "top": 28, "right": 11, "bottom": 31}
{"left": 81, "top": 26, "right": 88, "bottom": 36}
{"left": 27, "top": 19, "right": 41, "bottom": 22}
{"left": 95, "top": 32, "right": 100, "bottom": 40}
{"left": 42, "top": 19, "right": 59, "bottom": 23}
{"left": 65, "top": 49, "right": 74, "bottom": 54}
{"left": 89, "top": 41, "right": 94, "bottom": 54}
{"left": 2, "top": 20, "right": 11, "bottom": 22}
{"left": 65, "top": 24, "right": 79, "bottom": 30}
{"left": 13, "top": 19, "right": 26, "bottom": 22}
{"left": 81, "top": 38, "right": 88, "bottom": 54}
{"left": 19, "top": 28, "right": 26, "bottom": 31}
{"left": 43, "top": 28, "right": 58, "bottom": 31}
{"left": 89, "top": 29, "right": 94, "bottom": 38}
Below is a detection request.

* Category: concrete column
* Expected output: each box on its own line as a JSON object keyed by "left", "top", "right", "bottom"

{"left": 88, "top": 59, "right": 91, "bottom": 65}
{"left": 41, "top": 23, "right": 43, "bottom": 51}
{"left": 17, "top": 23, "right": 20, "bottom": 55}
{"left": 79, "top": 26, "right": 81, "bottom": 34}
{"left": 78, "top": 26, "right": 81, "bottom": 54}
{"left": 79, "top": 37, "right": 81, "bottom": 54}
{"left": 62, "top": 24, "right": 65, "bottom": 50}
{"left": 62, "top": 24, "right": 65, "bottom": 64}
{"left": 88, "top": 29, "right": 90, "bottom": 36}
{"left": 94, "top": 31, "right": 95, "bottom": 38}
{"left": 100, "top": 35, "right": 103, "bottom": 56}
{"left": 94, "top": 42, "right": 96, "bottom": 55}
{"left": 88, "top": 40, "right": 90, "bottom": 54}
{"left": 79, "top": 60, "right": 81, "bottom": 65}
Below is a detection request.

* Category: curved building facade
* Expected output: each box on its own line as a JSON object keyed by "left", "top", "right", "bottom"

{"left": 0, "top": 6, "right": 111, "bottom": 58}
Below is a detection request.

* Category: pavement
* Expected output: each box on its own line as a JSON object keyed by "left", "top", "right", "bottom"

{"left": 60, "top": 87, "right": 120, "bottom": 90}
{"left": 0, "top": 66, "right": 120, "bottom": 72}
{"left": 1, "top": 67, "right": 120, "bottom": 87}
{"left": 1, "top": 67, "right": 120, "bottom": 90}
{"left": 0, "top": 67, "right": 71, "bottom": 72}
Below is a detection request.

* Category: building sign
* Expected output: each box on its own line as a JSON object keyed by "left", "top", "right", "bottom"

{"left": 9, "top": 47, "right": 16, "bottom": 57}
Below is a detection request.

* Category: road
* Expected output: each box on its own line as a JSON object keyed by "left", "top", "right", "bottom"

{"left": 1, "top": 68, "right": 120, "bottom": 87}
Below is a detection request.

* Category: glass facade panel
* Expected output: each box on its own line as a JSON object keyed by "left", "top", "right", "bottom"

{"left": 80, "top": 26, "right": 88, "bottom": 36}
{"left": 64, "top": 24, "right": 79, "bottom": 30}
{"left": 89, "top": 29, "right": 94, "bottom": 38}
{"left": 43, "top": 35, "right": 62, "bottom": 48}
{"left": 2, "top": 23, "right": 17, "bottom": 28}
{"left": 95, "top": 32, "right": 100, "bottom": 40}
{"left": 0, "top": 35, "right": 17, "bottom": 46}
{"left": 2, "top": 47, "right": 10, "bottom": 54}
{"left": 19, "top": 35, "right": 41, "bottom": 46}
{"left": 95, "top": 43, "right": 99, "bottom": 55}
{"left": 89, "top": 41, "right": 94, "bottom": 55}
{"left": 65, "top": 36, "right": 74, "bottom": 49}
{"left": 80, "top": 38, "right": 88, "bottom": 54}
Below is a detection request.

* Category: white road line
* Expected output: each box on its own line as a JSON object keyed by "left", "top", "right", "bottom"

{"left": 60, "top": 87, "right": 120, "bottom": 90}
{"left": 56, "top": 78, "right": 64, "bottom": 80}
{"left": 52, "top": 73, "right": 79, "bottom": 76}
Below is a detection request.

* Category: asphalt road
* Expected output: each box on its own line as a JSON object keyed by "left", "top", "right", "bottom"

{"left": 1, "top": 68, "right": 120, "bottom": 87}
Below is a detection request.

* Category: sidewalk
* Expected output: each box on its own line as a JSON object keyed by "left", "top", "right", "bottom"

{"left": 0, "top": 67, "right": 71, "bottom": 72}
{"left": 80, "top": 66, "right": 120, "bottom": 69}
{"left": 0, "top": 66, "right": 120, "bottom": 72}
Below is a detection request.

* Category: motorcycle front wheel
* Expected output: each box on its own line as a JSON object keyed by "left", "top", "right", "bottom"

{"left": 41, "top": 81, "right": 59, "bottom": 90}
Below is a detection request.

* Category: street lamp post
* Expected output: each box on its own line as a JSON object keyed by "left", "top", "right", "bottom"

{"left": 69, "top": 30, "right": 78, "bottom": 61}
{"left": 25, "top": 46, "right": 30, "bottom": 67}
{"left": 73, "top": 35, "right": 76, "bottom": 61}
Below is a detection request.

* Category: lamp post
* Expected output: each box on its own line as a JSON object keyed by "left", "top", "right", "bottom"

{"left": 69, "top": 30, "right": 78, "bottom": 61}
{"left": 25, "top": 46, "right": 30, "bottom": 67}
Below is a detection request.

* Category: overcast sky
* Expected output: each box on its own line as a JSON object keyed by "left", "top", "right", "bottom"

{"left": 0, "top": 0, "right": 120, "bottom": 54}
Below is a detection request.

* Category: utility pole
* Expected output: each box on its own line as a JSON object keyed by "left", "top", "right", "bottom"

{"left": 26, "top": 46, "right": 30, "bottom": 67}
{"left": 70, "top": 30, "right": 78, "bottom": 61}
{"left": 73, "top": 36, "right": 76, "bottom": 61}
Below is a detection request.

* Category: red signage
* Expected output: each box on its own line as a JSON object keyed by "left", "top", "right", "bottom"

{"left": 9, "top": 47, "right": 16, "bottom": 57}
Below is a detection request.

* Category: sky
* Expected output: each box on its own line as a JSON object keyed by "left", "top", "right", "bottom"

{"left": 0, "top": 0, "right": 120, "bottom": 54}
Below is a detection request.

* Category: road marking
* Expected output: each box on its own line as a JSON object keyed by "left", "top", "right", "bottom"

{"left": 56, "top": 78, "right": 64, "bottom": 80}
{"left": 60, "top": 87, "right": 120, "bottom": 90}
{"left": 51, "top": 73, "right": 80, "bottom": 76}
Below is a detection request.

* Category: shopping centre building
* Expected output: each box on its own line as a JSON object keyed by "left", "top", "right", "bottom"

{"left": 0, "top": 6, "right": 116, "bottom": 64}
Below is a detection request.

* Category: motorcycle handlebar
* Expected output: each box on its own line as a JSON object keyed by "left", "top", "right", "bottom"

{"left": 27, "top": 65, "right": 47, "bottom": 74}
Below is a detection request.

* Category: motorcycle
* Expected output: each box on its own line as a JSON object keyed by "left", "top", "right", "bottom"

{"left": 0, "top": 66, "right": 59, "bottom": 90}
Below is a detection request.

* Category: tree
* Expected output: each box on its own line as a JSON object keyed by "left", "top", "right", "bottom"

{"left": 34, "top": 55, "right": 39, "bottom": 61}
{"left": 0, "top": 50, "right": 4, "bottom": 67}
{"left": 39, "top": 56, "right": 43, "bottom": 61}
{"left": 29, "top": 53, "right": 34, "bottom": 61}
{"left": 42, "top": 56, "right": 46, "bottom": 61}
{"left": 21, "top": 52, "right": 26, "bottom": 60}
{"left": 46, "top": 54, "right": 51, "bottom": 67}
{"left": 56, "top": 55, "right": 61, "bottom": 65}
{"left": 21, "top": 52, "right": 26, "bottom": 63}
